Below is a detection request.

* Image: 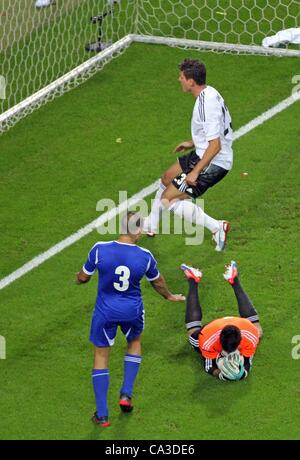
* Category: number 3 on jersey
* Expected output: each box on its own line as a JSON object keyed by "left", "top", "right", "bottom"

{"left": 113, "top": 265, "right": 130, "bottom": 291}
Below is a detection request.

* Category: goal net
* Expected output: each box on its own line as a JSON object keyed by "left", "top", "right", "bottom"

{"left": 1, "top": 0, "right": 299, "bottom": 134}
{"left": 0, "top": 0, "right": 135, "bottom": 133}
{"left": 136, "top": 0, "right": 300, "bottom": 50}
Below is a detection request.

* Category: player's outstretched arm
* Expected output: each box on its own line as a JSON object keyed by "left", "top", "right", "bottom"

{"left": 174, "top": 140, "right": 194, "bottom": 152}
{"left": 76, "top": 270, "right": 91, "bottom": 285}
{"left": 151, "top": 275, "right": 185, "bottom": 301}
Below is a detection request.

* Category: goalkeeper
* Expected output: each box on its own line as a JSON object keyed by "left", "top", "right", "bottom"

{"left": 180, "top": 261, "right": 263, "bottom": 381}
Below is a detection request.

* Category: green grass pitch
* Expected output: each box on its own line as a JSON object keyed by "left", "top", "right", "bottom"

{"left": 0, "top": 43, "right": 300, "bottom": 440}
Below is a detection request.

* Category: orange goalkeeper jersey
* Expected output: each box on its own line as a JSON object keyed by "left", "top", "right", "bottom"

{"left": 198, "top": 316, "right": 260, "bottom": 359}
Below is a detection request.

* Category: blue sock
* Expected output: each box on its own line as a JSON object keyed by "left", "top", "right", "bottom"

{"left": 92, "top": 368, "right": 109, "bottom": 417}
{"left": 120, "top": 354, "right": 142, "bottom": 397}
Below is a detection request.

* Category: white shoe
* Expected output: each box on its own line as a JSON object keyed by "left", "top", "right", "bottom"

{"left": 223, "top": 260, "right": 238, "bottom": 285}
{"left": 212, "top": 221, "right": 230, "bottom": 252}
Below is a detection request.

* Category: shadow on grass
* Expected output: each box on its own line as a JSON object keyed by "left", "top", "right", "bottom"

{"left": 84, "top": 411, "right": 135, "bottom": 441}
{"left": 171, "top": 342, "right": 252, "bottom": 420}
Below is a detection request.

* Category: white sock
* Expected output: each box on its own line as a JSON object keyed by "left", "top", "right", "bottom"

{"left": 144, "top": 182, "right": 166, "bottom": 233}
{"left": 168, "top": 199, "right": 219, "bottom": 233}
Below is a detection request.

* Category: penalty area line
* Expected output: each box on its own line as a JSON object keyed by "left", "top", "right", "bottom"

{"left": 0, "top": 91, "right": 299, "bottom": 291}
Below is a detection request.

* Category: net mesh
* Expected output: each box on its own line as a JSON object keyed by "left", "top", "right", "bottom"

{"left": 1, "top": 0, "right": 299, "bottom": 134}
{"left": 0, "top": 0, "right": 135, "bottom": 133}
{"left": 136, "top": 0, "right": 300, "bottom": 47}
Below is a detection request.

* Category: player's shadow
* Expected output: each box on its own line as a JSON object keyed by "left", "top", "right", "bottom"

{"left": 170, "top": 342, "right": 252, "bottom": 418}
{"left": 84, "top": 411, "right": 135, "bottom": 440}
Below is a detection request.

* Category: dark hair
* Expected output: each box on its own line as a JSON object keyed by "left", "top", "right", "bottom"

{"left": 179, "top": 59, "right": 206, "bottom": 85}
{"left": 120, "top": 211, "right": 142, "bottom": 235}
{"left": 220, "top": 325, "right": 241, "bottom": 353}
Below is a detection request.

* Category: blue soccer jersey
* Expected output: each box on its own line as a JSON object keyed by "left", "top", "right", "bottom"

{"left": 83, "top": 241, "right": 160, "bottom": 321}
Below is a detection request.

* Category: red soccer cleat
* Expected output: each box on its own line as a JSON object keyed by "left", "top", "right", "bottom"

{"left": 119, "top": 394, "right": 134, "bottom": 413}
{"left": 180, "top": 264, "right": 203, "bottom": 283}
{"left": 223, "top": 261, "right": 239, "bottom": 285}
{"left": 91, "top": 413, "right": 110, "bottom": 427}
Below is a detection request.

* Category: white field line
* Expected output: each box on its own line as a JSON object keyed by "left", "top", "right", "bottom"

{"left": 0, "top": 180, "right": 160, "bottom": 291}
{"left": 0, "top": 91, "right": 299, "bottom": 290}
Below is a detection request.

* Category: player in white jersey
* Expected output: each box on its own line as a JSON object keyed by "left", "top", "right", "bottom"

{"left": 143, "top": 59, "right": 233, "bottom": 251}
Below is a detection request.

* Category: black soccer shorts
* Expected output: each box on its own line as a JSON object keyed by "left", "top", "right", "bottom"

{"left": 172, "top": 150, "right": 228, "bottom": 199}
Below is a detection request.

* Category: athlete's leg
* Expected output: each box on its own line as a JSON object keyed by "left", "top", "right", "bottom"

{"left": 144, "top": 162, "right": 183, "bottom": 234}
{"left": 118, "top": 335, "right": 142, "bottom": 412}
{"left": 161, "top": 183, "right": 220, "bottom": 234}
{"left": 92, "top": 346, "right": 111, "bottom": 419}
{"left": 185, "top": 278, "right": 203, "bottom": 337}
{"left": 164, "top": 163, "right": 230, "bottom": 251}
{"left": 233, "top": 278, "right": 263, "bottom": 338}
{"left": 93, "top": 346, "right": 110, "bottom": 368}
{"left": 161, "top": 161, "right": 183, "bottom": 187}
{"left": 90, "top": 314, "right": 116, "bottom": 423}
{"left": 224, "top": 262, "right": 263, "bottom": 338}
{"left": 127, "top": 334, "right": 142, "bottom": 356}
{"left": 180, "top": 266, "right": 203, "bottom": 342}
{"left": 120, "top": 315, "right": 144, "bottom": 403}
{"left": 143, "top": 182, "right": 166, "bottom": 234}
{"left": 121, "top": 335, "right": 142, "bottom": 398}
{"left": 162, "top": 182, "right": 190, "bottom": 203}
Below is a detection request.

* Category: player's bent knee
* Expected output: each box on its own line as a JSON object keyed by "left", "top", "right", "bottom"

{"left": 160, "top": 190, "right": 171, "bottom": 208}
{"left": 161, "top": 186, "right": 181, "bottom": 208}
{"left": 161, "top": 171, "right": 171, "bottom": 187}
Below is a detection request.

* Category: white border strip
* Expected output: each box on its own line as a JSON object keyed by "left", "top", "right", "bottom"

{"left": 0, "top": 96, "right": 299, "bottom": 291}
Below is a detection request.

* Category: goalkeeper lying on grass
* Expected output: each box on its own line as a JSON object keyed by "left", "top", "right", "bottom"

{"left": 180, "top": 261, "right": 263, "bottom": 381}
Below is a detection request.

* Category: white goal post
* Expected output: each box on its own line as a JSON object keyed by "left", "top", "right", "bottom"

{"left": 1, "top": 0, "right": 299, "bottom": 134}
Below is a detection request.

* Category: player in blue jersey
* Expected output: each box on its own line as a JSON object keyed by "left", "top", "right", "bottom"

{"left": 76, "top": 212, "right": 185, "bottom": 427}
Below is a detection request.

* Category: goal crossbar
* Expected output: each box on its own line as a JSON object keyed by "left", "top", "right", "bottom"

{"left": 1, "top": 33, "right": 300, "bottom": 134}
{"left": 132, "top": 34, "right": 300, "bottom": 58}
{"left": 0, "top": 34, "right": 133, "bottom": 131}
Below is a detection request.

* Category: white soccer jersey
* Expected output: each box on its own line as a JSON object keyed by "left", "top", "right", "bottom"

{"left": 191, "top": 85, "right": 233, "bottom": 170}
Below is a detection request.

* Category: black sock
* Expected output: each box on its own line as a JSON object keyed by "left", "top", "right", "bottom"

{"left": 232, "top": 277, "right": 259, "bottom": 322}
{"left": 185, "top": 279, "right": 202, "bottom": 330}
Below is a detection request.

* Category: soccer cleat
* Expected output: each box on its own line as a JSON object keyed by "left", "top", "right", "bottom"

{"left": 119, "top": 394, "right": 134, "bottom": 413}
{"left": 91, "top": 412, "right": 110, "bottom": 427}
{"left": 223, "top": 260, "right": 239, "bottom": 285}
{"left": 212, "top": 221, "right": 230, "bottom": 252}
{"left": 180, "top": 264, "right": 202, "bottom": 283}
